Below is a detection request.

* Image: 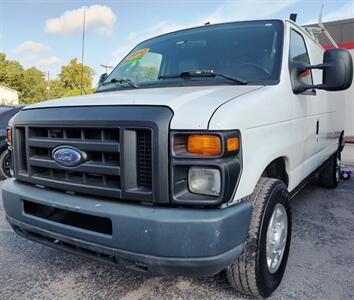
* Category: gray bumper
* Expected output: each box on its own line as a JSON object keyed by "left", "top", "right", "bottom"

{"left": 2, "top": 179, "right": 252, "bottom": 276}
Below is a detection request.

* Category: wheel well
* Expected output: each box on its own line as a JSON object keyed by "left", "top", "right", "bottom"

{"left": 261, "top": 157, "right": 289, "bottom": 186}
{"left": 0, "top": 146, "right": 7, "bottom": 155}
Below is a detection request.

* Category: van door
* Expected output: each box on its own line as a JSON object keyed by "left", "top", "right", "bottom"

{"left": 304, "top": 34, "right": 342, "bottom": 164}
{"left": 289, "top": 29, "right": 320, "bottom": 172}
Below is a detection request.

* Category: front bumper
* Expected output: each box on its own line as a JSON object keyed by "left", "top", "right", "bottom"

{"left": 2, "top": 179, "right": 251, "bottom": 276}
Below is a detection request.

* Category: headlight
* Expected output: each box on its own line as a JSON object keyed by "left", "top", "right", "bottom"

{"left": 188, "top": 167, "right": 221, "bottom": 196}
{"left": 171, "top": 130, "right": 241, "bottom": 206}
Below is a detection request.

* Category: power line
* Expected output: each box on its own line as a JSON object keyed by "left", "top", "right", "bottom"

{"left": 100, "top": 64, "right": 114, "bottom": 74}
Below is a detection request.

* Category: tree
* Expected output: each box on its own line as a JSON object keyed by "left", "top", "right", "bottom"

{"left": 0, "top": 53, "right": 25, "bottom": 93}
{"left": 0, "top": 53, "right": 96, "bottom": 104}
{"left": 48, "top": 80, "right": 65, "bottom": 99}
{"left": 59, "top": 58, "right": 95, "bottom": 92}
{"left": 62, "top": 87, "right": 95, "bottom": 97}
{"left": 21, "top": 67, "right": 47, "bottom": 104}
{"left": 0, "top": 53, "right": 47, "bottom": 103}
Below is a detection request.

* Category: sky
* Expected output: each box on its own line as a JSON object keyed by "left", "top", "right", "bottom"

{"left": 1, "top": 0, "right": 353, "bottom": 84}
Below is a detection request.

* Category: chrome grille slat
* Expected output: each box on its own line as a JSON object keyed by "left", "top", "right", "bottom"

{"left": 29, "top": 175, "right": 122, "bottom": 198}
{"left": 28, "top": 138, "right": 120, "bottom": 153}
{"left": 29, "top": 157, "right": 121, "bottom": 176}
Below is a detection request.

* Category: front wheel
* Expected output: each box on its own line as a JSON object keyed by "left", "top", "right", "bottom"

{"left": 227, "top": 178, "right": 292, "bottom": 298}
{"left": 0, "top": 150, "right": 11, "bottom": 179}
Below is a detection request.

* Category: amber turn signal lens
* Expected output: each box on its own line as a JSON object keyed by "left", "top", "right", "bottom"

{"left": 7, "top": 129, "right": 12, "bottom": 145}
{"left": 187, "top": 135, "right": 221, "bottom": 156}
{"left": 227, "top": 137, "right": 239, "bottom": 152}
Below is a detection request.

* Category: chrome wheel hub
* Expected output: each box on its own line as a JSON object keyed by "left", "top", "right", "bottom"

{"left": 336, "top": 156, "right": 341, "bottom": 182}
{"left": 266, "top": 203, "right": 288, "bottom": 274}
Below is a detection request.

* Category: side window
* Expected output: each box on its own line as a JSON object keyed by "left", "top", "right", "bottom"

{"left": 289, "top": 30, "right": 313, "bottom": 85}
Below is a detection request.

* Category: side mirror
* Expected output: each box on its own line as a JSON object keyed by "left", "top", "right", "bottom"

{"left": 98, "top": 73, "right": 108, "bottom": 87}
{"left": 321, "top": 48, "right": 353, "bottom": 91}
{"left": 290, "top": 48, "right": 353, "bottom": 94}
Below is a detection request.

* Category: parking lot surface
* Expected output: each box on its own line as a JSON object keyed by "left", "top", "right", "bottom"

{"left": 0, "top": 166, "right": 353, "bottom": 300}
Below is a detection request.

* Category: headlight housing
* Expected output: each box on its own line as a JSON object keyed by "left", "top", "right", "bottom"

{"left": 6, "top": 114, "right": 17, "bottom": 146}
{"left": 171, "top": 131, "right": 242, "bottom": 206}
{"left": 172, "top": 132, "right": 239, "bottom": 158}
{"left": 7, "top": 128, "right": 12, "bottom": 145}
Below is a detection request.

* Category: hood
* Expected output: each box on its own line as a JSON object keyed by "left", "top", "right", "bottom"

{"left": 25, "top": 85, "right": 263, "bottom": 129}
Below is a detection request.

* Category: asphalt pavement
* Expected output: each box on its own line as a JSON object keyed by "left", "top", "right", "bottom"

{"left": 0, "top": 166, "right": 353, "bottom": 300}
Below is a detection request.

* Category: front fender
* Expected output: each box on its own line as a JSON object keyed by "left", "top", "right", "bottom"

{"left": 208, "top": 85, "right": 298, "bottom": 202}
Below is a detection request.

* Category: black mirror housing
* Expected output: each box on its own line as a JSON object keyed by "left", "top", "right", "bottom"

{"left": 289, "top": 61, "right": 310, "bottom": 94}
{"left": 98, "top": 73, "right": 108, "bottom": 87}
{"left": 289, "top": 48, "right": 353, "bottom": 94}
{"left": 322, "top": 48, "right": 353, "bottom": 91}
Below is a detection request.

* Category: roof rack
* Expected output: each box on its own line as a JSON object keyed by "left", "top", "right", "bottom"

{"left": 303, "top": 5, "right": 338, "bottom": 48}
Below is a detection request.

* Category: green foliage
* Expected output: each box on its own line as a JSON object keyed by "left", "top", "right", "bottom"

{"left": 135, "top": 66, "right": 159, "bottom": 82}
{"left": 0, "top": 53, "right": 96, "bottom": 104}
{"left": 0, "top": 53, "right": 25, "bottom": 93}
{"left": 0, "top": 53, "right": 6, "bottom": 62}
{"left": 59, "top": 58, "right": 95, "bottom": 90}
{"left": 62, "top": 87, "right": 95, "bottom": 98}
{"left": 47, "top": 80, "right": 65, "bottom": 99}
{"left": 20, "top": 67, "right": 47, "bottom": 104}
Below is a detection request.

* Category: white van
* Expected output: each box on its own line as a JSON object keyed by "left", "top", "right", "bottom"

{"left": 3, "top": 19, "right": 353, "bottom": 297}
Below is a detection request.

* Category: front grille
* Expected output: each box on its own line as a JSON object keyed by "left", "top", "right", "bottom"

{"left": 14, "top": 125, "right": 153, "bottom": 200}
{"left": 11, "top": 106, "right": 173, "bottom": 204}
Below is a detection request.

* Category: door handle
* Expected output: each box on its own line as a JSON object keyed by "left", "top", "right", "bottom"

{"left": 316, "top": 120, "right": 319, "bottom": 135}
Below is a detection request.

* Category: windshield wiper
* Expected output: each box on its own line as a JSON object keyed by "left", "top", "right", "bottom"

{"left": 159, "top": 70, "right": 247, "bottom": 85}
{"left": 102, "top": 78, "right": 139, "bottom": 88}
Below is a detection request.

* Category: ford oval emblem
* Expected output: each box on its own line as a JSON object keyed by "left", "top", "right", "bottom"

{"left": 52, "top": 146, "right": 85, "bottom": 167}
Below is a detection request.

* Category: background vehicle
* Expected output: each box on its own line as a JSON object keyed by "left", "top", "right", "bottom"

{"left": 2, "top": 19, "right": 353, "bottom": 298}
{"left": 0, "top": 105, "right": 23, "bottom": 179}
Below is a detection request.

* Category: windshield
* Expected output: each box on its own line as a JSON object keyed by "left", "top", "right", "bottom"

{"left": 98, "top": 20, "right": 283, "bottom": 92}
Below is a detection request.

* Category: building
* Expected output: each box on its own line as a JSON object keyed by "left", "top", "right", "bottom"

{"left": 0, "top": 86, "right": 19, "bottom": 105}
{"left": 307, "top": 18, "right": 354, "bottom": 137}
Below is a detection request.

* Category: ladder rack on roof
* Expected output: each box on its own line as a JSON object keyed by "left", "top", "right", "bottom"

{"left": 302, "top": 5, "right": 338, "bottom": 48}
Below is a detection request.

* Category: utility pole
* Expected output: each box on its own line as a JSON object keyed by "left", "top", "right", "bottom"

{"left": 46, "top": 71, "right": 50, "bottom": 99}
{"left": 100, "top": 64, "right": 114, "bottom": 74}
{"left": 80, "top": 6, "right": 86, "bottom": 95}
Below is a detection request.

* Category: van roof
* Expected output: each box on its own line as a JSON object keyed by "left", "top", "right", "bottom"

{"left": 140, "top": 19, "right": 285, "bottom": 44}
{"left": 137, "top": 19, "right": 323, "bottom": 50}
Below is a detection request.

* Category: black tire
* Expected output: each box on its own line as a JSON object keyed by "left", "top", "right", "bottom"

{"left": 0, "top": 150, "right": 11, "bottom": 180}
{"left": 226, "top": 178, "right": 292, "bottom": 298}
{"left": 319, "top": 151, "right": 340, "bottom": 189}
